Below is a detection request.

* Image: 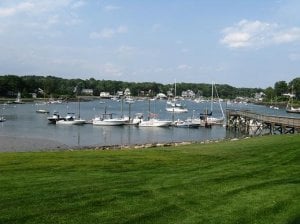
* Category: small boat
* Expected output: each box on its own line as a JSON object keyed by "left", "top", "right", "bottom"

{"left": 138, "top": 118, "right": 172, "bottom": 127}
{"left": 56, "top": 113, "right": 86, "bottom": 125}
{"left": 286, "top": 106, "right": 300, "bottom": 113}
{"left": 173, "top": 119, "right": 199, "bottom": 128}
{"left": 13, "top": 92, "right": 24, "bottom": 104}
{"left": 166, "top": 103, "right": 188, "bottom": 113}
{"left": 47, "top": 111, "right": 63, "bottom": 124}
{"left": 92, "top": 113, "right": 126, "bottom": 126}
{"left": 36, "top": 109, "right": 50, "bottom": 114}
{"left": 0, "top": 116, "right": 6, "bottom": 122}
{"left": 284, "top": 88, "right": 300, "bottom": 114}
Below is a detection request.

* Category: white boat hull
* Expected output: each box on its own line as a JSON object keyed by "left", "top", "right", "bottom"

{"left": 138, "top": 119, "right": 171, "bottom": 127}
{"left": 56, "top": 119, "right": 86, "bottom": 125}
{"left": 92, "top": 118, "right": 125, "bottom": 126}
{"left": 166, "top": 107, "right": 188, "bottom": 113}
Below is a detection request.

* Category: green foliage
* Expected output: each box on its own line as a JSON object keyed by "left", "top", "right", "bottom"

{"left": 0, "top": 135, "right": 299, "bottom": 223}
{"left": 1, "top": 74, "right": 299, "bottom": 100}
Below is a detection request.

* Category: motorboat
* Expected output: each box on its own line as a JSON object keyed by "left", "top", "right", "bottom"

{"left": 138, "top": 118, "right": 172, "bottom": 127}
{"left": 0, "top": 116, "right": 5, "bottom": 122}
{"left": 55, "top": 113, "right": 86, "bottom": 125}
{"left": 47, "top": 111, "right": 63, "bottom": 124}
{"left": 92, "top": 113, "right": 126, "bottom": 126}
{"left": 166, "top": 103, "right": 188, "bottom": 113}
{"left": 173, "top": 119, "right": 199, "bottom": 128}
{"left": 36, "top": 109, "right": 50, "bottom": 114}
{"left": 126, "top": 113, "right": 143, "bottom": 125}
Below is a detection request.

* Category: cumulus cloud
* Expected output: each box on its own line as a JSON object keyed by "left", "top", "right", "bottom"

{"left": 220, "top": 19, "right": 300, "bottom": 49}
{"left": 89, "top": 26, "right": 128, "bottom": 39}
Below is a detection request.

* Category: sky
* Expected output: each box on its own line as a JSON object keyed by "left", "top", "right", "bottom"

{"left": 0, "top": 0, "right": 300, "bottom": 88}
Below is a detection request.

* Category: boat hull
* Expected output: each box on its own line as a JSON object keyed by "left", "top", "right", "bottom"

{"left": 138, "top": 119, "right": 171, "bottom": 127}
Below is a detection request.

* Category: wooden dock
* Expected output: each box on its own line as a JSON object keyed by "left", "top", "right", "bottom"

{"left": 226, "top": 109, "right": 300, "bottom": 135}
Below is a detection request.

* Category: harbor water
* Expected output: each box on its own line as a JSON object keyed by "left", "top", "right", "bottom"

{"left": 1, "top": 99, "right": 299, "bottom": 150}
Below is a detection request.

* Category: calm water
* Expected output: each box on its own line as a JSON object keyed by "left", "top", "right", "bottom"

{"left": 1, "top": 99, "right": 299, "bottom": 148}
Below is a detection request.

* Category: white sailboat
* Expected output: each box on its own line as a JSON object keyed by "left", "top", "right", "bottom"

{"left": 166, "top": 79, "right": 188, "bottom": 113}
{"left": 284, "top": 88, "right": 300, "bottom": 114}
{"left": 56, "top": 97, "right": 86, "bottom": 125}
{"left": 190, "top": 82, "right": 225, "bottom": 126}
{"left": 56, "top": 113, "right": 86, "bottom": 125}
{"left": 138, "top": 100, "right": 172, "bottom": 127}
{"left": 92, "top": 107, "right": 126, "bottom": 126}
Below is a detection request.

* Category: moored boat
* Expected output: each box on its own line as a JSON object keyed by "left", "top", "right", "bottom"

{"left": 92, "top": 113, "right": 126, "bottom": 126}
{"left": 138, "top": 118, "right": 172, "bottom": 127}
{"left": 56, "top": 113, "right": 86, "bottom": 125}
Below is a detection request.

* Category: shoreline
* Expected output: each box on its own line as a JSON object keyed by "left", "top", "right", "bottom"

{"left": 0, "top": 136, "right": 69, "bottom": 152}
{"left": 0, "top": 135, "right": 249, "bottom": 152}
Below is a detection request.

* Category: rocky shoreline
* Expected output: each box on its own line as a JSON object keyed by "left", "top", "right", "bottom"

{"left": 0, "top": 135, "right": 235, "bottom": 152}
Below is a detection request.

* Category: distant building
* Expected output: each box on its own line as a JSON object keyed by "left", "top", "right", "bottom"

{"left": 181, "top": 90, "right": 195, "bottom": 98}
{"left": 81, "top": 89, "right": 93, "bottom": 95}
{"left": 100, "top": 92, "right": 110, "bottom": 98}
{"left": 255, "top": 92, "right": 265, "bottom": 101}
{"left": 124, "top": 88, "right": 131, "bottom": 96}
{"left": 116, "top": 91, "right": 124, "bottom": 97}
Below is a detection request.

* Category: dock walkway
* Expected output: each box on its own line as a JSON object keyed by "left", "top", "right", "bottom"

{"left": 226, "top": 109, "right": 300, "bottom": 135}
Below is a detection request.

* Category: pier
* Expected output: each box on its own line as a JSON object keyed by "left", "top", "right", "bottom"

{"left": 226, "top": 109, "right": 300, "bottom": 135}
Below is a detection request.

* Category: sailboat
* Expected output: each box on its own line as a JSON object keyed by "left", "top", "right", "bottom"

{"left": 36, "top": 90, "right": 50, "bottom": 114}
{"left": 56, "top": 97, "right": 86, "bottom": 125}
{"left": 190, "top": 82, "right": 225, "bottom": 126}
{"left": 13, "top": 92, "right": 24, "bottom": 104}
{"left": 139, "top": 99, "right": 172, "bottom": 127}
{"left": 0, "top": 106, "right": 5, "bottom": 122}
{"left": 92, "top": 106, "right": 126, "bottom": 126}
{"left": 166, "top": 79, "right": 188, "bottom": 113}
{"left": 284, "top": 90, "right": 300, "bottom": 114}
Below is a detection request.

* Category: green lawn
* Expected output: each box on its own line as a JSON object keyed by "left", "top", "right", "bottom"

{"left": 0, "top": 135, "right": 300, "bottom": 224}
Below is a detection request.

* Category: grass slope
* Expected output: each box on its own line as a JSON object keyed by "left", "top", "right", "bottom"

{"left": 0, "top": 135, "right": 300, "bottom": 224}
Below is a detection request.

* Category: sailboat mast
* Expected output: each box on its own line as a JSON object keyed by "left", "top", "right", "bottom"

{"left": 211, "top": 81, "right": 214, "bottom": 112}
{"left": 174, "top": 79, "right": 177, "bottom": 98}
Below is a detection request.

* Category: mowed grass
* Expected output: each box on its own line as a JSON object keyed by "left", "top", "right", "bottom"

{"left": 0, "top": 135, "right": 300, "bottom": 224}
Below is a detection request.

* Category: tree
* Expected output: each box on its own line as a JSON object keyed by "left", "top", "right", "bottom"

{"left": 274, "top": 81, "right": 288, "bottom": 97}
{"left": 264, "top": 87, "right": 275, "bottom": 101}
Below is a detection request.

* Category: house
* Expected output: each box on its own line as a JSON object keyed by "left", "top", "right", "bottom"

{"left": 100, "top": 92, "right": 110, "bottom": 98}
{"left": 124, "top": 88, "right": 131, "bottom": 96}
{"left": 181, "top": 90, "right": 195, "bottom": 98}
{"left": 81, "top": 89, "right": 93, "bottom": 96}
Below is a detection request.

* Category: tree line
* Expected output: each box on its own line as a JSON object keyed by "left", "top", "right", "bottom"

{"left": 0, "top": 75, "right": 299, "bottom": 101}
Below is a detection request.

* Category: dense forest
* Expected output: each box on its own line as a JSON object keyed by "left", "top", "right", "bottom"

{"left": 0, "top": 75, "right": 299, "bottom": 101}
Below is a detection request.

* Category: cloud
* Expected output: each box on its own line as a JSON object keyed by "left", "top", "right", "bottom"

{"left": 220, "top": 19, "right": 300, "bottom": 49}
{"left": 0, "top": 2, "right": 34, "bottom": 17}
{"left": 220, "top": 20, "right": 274, "bottom": 48}
{"left": 104, "top": 5, "right": 120, "bottom": 11}
{"left": 89, "top": 26, "right": 128, "bottom": 39}
{"left": 71, "top": 0, "right": 86, "bottom": 9}
{"left": 273, "top": 27, "right": 300, "bottom": 43}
